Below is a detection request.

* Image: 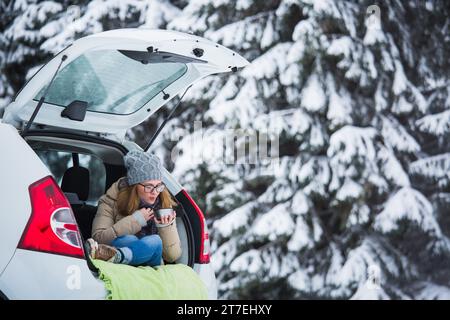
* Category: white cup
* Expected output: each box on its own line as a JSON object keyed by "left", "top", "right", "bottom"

{"left": 155, "top": 208, "right": 174, "bottom": 220}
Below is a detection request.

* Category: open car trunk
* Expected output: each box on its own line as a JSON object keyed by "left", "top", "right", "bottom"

{"left": 23, "top": 131, "right": 196, "bottom": 271}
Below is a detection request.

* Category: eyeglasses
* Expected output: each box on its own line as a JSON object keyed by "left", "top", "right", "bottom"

{"left": 138, "top": 183, "right": 165, "bottom": 193}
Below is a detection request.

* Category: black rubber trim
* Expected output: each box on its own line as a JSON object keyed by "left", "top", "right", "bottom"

{"left": 0, "top": 290, "right": 8, "bottom": 300}
{"left": 181, "top": 211, "right": 195, "bottom": 267}
{"left": 175, "top": 191, "right": 203, "bottom": 264}
{"left": 23, "top": 129, "right": 129, "bottom": 154}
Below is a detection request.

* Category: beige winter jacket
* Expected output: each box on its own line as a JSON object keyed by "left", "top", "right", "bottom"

{"left": 91, "top": 177, "right": 182, "bottom": 262}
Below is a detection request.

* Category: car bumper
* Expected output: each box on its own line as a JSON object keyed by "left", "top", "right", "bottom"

{"left": 194, "top": 263, "right": 218, "bottom": 300}
{"left": 0, "top": 250, "right": 218, "bottom": 300}
{"left": 0, "top": 249, "right": 107, "bottom": 300}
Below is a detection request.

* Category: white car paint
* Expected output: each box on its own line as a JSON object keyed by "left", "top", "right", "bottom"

{"left": 0, "top": 123, "right": 106, "bottom": 299}
{"left": 194, "top": 263, "right": 218, "bottom": 300}
{"left": 0, "top": 124, "right": 50, "bottom": 275}
{"left": 0, "top": 249, "right": 106, "bottom": 300}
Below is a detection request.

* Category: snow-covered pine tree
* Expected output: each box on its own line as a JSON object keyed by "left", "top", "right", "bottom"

{"left": 166, "top": 0, "right": 450, "bottom": 299}
{"left": 1, "top": 0, "right": 64, "bottom": 113}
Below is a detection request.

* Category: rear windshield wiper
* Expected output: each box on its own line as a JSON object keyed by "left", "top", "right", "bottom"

{"left": 21, "top": 54, "right": 67, "bottom": 136}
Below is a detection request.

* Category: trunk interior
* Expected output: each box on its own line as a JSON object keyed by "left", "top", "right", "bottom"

{"left": 23, "top": 130, "right": 195, "bottom": 271}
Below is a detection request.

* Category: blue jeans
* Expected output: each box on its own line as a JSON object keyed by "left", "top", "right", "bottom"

{"left": 112, "top": 235, "right": 163, "bottom": 267}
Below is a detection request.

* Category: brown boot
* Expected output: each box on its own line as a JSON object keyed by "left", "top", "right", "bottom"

{"left": 85, "top": 238, "right": 121, "bottom": 263}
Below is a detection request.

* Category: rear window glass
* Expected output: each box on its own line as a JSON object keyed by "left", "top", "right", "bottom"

{"left": 35, "top": 150, "right": 106, "bottom": 205}
{"left": 34, "top": 49, "right": 188, "bottom": 115}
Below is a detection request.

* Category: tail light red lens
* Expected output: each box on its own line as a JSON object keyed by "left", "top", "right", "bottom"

{"left": 181, "top": 189, "right": 210, "bottom": 264}
{"left": 18, "top": 176, "right": 84, "bottom": 259}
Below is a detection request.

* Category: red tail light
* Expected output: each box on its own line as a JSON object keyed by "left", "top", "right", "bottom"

{"left": 18, "top": 176, "right": 84, "bottom": 259}
{"left": 181, "top": 189, "right": 210, "bottom": 264}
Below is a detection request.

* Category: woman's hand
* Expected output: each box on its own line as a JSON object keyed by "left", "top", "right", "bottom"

{"left": 154, "top": 210, "right": 176, "bottom": 225}
{"left": 139, "top": 208, "right": 154, "bottom": 221}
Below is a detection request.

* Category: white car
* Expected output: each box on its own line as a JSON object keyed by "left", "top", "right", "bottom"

{"left": 0, "top": 28, "right": 249, "bottom": 300}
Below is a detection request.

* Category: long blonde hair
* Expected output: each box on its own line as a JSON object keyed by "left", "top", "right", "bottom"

{"left": 116, "top": 181, "right": 178, "bottom": 217}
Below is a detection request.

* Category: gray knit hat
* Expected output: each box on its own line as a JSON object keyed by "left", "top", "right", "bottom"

{"left": 124, "top": 150, "right": 162, "bottom": 185}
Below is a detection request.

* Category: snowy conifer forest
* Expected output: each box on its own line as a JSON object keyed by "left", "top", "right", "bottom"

{"left": 1, "top": 0, "right": 449, "bottom": 299}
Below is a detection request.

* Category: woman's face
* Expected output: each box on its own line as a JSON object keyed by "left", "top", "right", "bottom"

{"left": 136, "top": 179, "right": 163, "bottom": 203}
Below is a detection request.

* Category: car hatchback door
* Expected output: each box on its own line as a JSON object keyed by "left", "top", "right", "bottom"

{"left": 3, "top": 29, "right": 249, "bottom": 139}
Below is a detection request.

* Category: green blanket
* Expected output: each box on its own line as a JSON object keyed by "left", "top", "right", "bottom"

{"left": 92, "top": 260, "right": 208, "bottom": 300}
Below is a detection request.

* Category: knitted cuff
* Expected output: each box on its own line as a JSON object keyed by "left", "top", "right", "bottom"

{"left": 132, "top": 210, "right": 147, "bottom": 227}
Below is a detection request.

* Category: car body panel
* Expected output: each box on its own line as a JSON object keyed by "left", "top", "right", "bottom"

{"left": 0, "top": 123, "right": 50, "bottom": 276}
{"left": 194, "top": 263, "right": 218, "bottom": 300}
{"left": 0, "top": 249, "right": 106, "bottom": 300}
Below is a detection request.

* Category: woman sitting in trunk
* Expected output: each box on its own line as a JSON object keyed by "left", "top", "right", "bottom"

{"left": 85, "top": 150, "right": 181, "bottom": 267}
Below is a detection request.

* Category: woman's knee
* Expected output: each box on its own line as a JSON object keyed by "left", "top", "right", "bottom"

{"left": 112, "top": 234, "right": 139, "bottom": 247}
{"left": 141, "top": 235, "right": 163, "bottom": 250}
